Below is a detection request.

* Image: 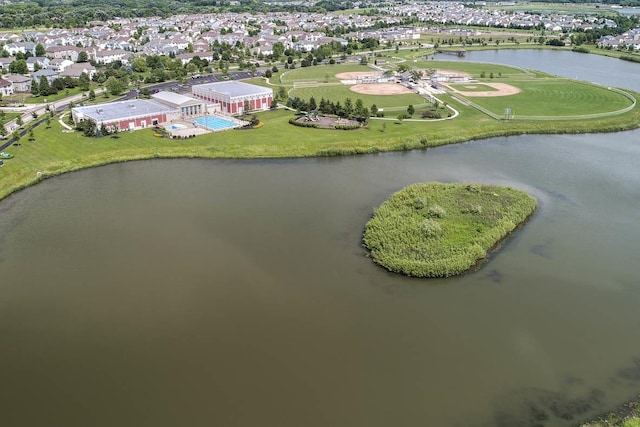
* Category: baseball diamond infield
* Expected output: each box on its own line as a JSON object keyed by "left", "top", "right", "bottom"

{"left": 349, "top": 83, "right": 415, "bottom": 95}
{"left": 445, "top": 82, "right": 521, "bottom": 97}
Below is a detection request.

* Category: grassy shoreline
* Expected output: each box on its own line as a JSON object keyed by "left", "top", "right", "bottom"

{"left": 1, "top": 97, "right": 639, "bottom": 204}
{"left": 362, "top": 183, "right": 537, "bottom": 277}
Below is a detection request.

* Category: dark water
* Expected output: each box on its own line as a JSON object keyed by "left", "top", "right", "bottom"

{"left": 1, "top": 52, "right": 640, "bottom": 427}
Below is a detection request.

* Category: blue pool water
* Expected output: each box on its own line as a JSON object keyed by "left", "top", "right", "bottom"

{"left": 192, "top": 116, "right": 238, "bottom": 131}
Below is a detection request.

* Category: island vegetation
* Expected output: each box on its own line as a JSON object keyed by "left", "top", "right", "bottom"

{"left": 362, "top": 183, "right": 537, "bottom": 278}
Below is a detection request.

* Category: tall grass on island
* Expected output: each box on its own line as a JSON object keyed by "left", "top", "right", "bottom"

{"left": 363, "top": 183, "right": 536, "bottom": 278}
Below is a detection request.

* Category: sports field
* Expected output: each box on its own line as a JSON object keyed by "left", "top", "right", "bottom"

{"left": 451, "top": 79, "right": 635, "bottom": 118}
{"left": 279, "top": 63, "right": 371, "bottom": 84}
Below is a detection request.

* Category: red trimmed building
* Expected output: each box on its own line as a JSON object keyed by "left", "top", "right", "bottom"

{"left": 191, "top": 81, "right": 273, "bottom": 115}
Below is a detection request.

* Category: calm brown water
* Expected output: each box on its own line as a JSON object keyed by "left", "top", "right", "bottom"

{"left": 1, "top": 53, "right": 640, "bottom": 426}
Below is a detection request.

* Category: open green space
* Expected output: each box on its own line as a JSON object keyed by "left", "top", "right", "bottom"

{"left": 279, "top": 63, "right": 371, "bottom": 84}
{"left": 362, "top": 183, "right": 537, "bottom": 277}
{"left": 290, "top": 84, "right": 426, "bottom": 111}
{"left": 449, "top": 83, "right": 500, "bottom": 92}
{"left": 457, "top": 79, "right": 635, "bottom": 118}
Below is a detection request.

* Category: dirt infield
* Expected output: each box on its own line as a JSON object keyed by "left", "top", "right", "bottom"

{"left": 445, "top": 82, "right": 521, "bottom": 97}
{"left": 335, "top": 71, "right": 381, "bottom": 80}
{"left": 350, "top": 83, "right": 414, "bottom": 95}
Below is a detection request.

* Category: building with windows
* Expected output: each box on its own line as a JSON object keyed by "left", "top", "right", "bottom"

{"left": 151, "top": 91, "right": 206, "bottom": 118}
{"left": 71, "top": 99, "right": 180, "bottom": 132}
{"left": 191, "top": 81, "right": 273, "bottom": 114}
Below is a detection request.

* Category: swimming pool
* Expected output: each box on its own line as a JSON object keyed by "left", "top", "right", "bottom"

{"left": 192, "top": 115, "right": 239, "bottom": 131}
{"left": 166, "top": 124, "right": 187, "bottom": 130}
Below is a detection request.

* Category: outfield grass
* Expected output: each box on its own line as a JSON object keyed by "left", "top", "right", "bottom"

{"left": 456, "top": 79, "right": 635, "bottom": 118}
{"left": 279, "top": 63, "right": 372, "bottom": 84}
{"left": 362, "top": 183, "right": 537, "bottom": 277}
{"left": 449, "top": 83, "right": 500, "bottom": 92}
{"left": 290, "top": 84, "right": 426, "bottom": 110}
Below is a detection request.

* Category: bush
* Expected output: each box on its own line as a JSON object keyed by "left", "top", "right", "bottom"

{"left": 427, "top": 204, "right": 447, "bottom": 218}
{"left": 421, "top": 219, "right": 442, "bottom": 238}
{"left": 288, "top": 117, "right": 318, "bottom": 128}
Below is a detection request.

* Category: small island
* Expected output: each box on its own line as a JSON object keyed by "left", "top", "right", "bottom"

{"left": 363, "top": 183, "right": 537, "bottom": 278}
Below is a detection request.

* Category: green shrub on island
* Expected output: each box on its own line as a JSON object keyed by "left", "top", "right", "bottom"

{"left": 363, "top": 183, "right": 537, "bottom": 278}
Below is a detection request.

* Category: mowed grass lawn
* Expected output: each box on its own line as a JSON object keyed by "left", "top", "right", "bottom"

{"left": 290, "top": 84, "right": 426, "bottom": 110}
{"left": 456, "top": 79, "right": 635, "bottom": 117}
{"left": 408, "top": 59, "right": 537, "bottom": 78}
{"left": 279, "top": 63, "right": 373, "bottom": 84}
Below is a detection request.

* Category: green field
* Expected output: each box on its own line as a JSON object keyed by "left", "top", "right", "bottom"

{"left": 363, "top": 183, "right": 537, "bottom": 277}
{"left": 455, "top": 79, "right": 635, "bottom": 118}
{"left": 279, "top": 63, "right": 371, "bottom": 84}
{"left": 449, "top": 83, "right": 500, "bottom": 92}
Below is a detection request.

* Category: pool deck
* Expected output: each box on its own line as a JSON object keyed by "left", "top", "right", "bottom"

{"left": 165, "top": 120, "right": 210, "bottom": 138}
{"left": 164, "top": 115, "right": 250, "bottom": 138}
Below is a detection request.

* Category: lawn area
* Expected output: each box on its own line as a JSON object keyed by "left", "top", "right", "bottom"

{"left": 458, "top": 79, "right": 635, "bottom": 118}
{"left": 279, "top": 62, "right": 373, "bottom": 84}
{"left": 23, "top": 87, "right": 88, "bottom": 104}
{"left": 411, "top": 59, "right": 536, "bottom": 78}
{"left": 1, "top": 79, "right": 639, "bottom": 204}
{"left": 449, "top": 83, "right": 501, "bottom": 92}
{"left": 362, "top": 182, "right": 537, "bottom": 277}
{"left": 290, "top": 84, "right": 426, "bottom": 111}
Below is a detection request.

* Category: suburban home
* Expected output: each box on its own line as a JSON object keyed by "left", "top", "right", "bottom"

{"left": 0, "top": 57, "right": 14, "bottom": 70}
{"left": 26, "top": 57, "right": 50, "bottom": 72}
{"left": 0, "top": 78, "right": 15, "bottom": 96}
{"left": 49, "top": 58, "right": 75, "bottom": 73}
{"left": 4, "top": 42, "right": 37, "bottom": 56}
{"left": 32, "top": 69, "right": 59, "bottom": 84}
{"left": 94, "top": 49, "right": 130, "bottom": 65}
{"left": 60, "top": 63, "right": 96, "bottom": 80}
{"left": 3, "top": 74, "right": 32, "bottom": 92}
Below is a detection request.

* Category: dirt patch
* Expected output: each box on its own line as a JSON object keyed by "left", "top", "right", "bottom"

{"left": 445, "top": 82, "right": 521, "bottom": 97}
{"left": 350, "top": 83, "right": 414, "bottom": 95}
{"left": 335, "top": 71, "right": 381, "bottom": 80}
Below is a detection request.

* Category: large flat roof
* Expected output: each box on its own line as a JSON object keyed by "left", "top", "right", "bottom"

{"left": 152, "top": 91, "right": 202, "bottom": 107}
{"left": 72, "top": 99, "right": 175, "bottom": 122}
{"left": 192, "top": 81, "right": 272, "bottom": 98}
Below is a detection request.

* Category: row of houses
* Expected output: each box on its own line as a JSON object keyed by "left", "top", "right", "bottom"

{"left": 0, "top": 61, "right": 96, "bottom": 94}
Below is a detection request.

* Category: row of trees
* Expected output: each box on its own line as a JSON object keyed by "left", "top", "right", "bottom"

{"left": 30, "top": 74, "right": 91, "bottom": 97}
{"left": 287, "top": 96, "right": 371, "bottom": 122}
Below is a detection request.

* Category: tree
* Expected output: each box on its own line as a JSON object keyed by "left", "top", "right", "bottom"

{"left": 39, "top": 76, "right": 50, "bottom": 96}
{"left": 30, "top": 79, "right": 39, "bottom": 96}
{"left": 370, "top": 104, "right": 378, "bottom": 117}
{"left": 78, "top": 72, "right": 90, "bottom": 91}
{"left": 243, "top": 99, "right": 250, "bottom": 113}
{"left": 407, "top": 104, "right": 415, "bottom": 116}
{"left": 270, "top": 98, "right": 278, "bottom": 109}
{"left": 89, "top": 89, "right": 96, "bottom": 100}
{"left": 16, "top": 116, "right": 23, "bottom": 128}
{"left": 77, "top": 51, "right": 89, "bottom": 63}
{"left": 9, "top": 59, "right": 28, "bottom": 74}
{"left": 35, "top": 43, "right": 45, "bottom": 57}
{"left": 105, "top": 76, "right": 128, "bottom": 95}
{"left": 264, "top": 69, "right": 272, "bottom": 78}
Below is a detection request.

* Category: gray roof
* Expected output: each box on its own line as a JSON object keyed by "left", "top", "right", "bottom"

{"left": 192, "top": 81, "right": 272, "bottom": 98}
{"left": 72, "top": 100, "right": 175, "bottom": 123}
{"left": 152, "top": 91, "right": 201, "bottom": 107}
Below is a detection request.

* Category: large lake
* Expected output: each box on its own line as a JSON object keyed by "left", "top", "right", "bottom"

{"left": 1, "top": 50, "right": 639, "bottom": 427}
